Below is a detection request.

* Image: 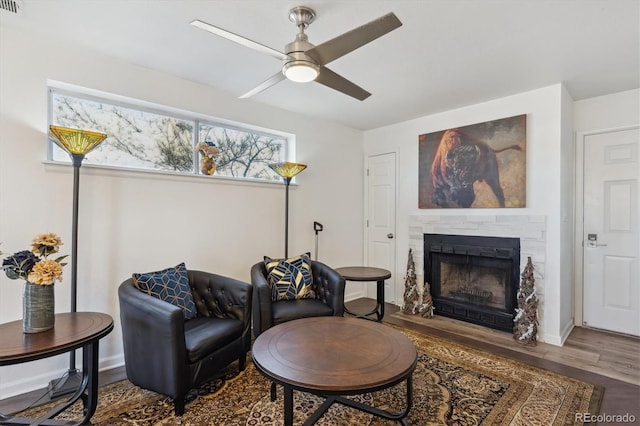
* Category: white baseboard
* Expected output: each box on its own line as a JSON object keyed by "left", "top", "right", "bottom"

{"left": 558, "top": 320, "right": 574, "bottom": 345}
{"left": 0, "top": 370, "right": 60, "bottom": 400}
{"left": 543, "top": 321, "right": 574, "bottom": 347}
{"left": 0, "top": 354, "right": 125, "bottom": 400}
{"left": 344, "top": 290, "right": 365, "bottom": 302}
{"left": 99, "top": 354, "right": 125, "bottom": 375}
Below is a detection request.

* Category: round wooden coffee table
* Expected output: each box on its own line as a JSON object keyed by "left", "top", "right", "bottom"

{"left": 252, "top": 316, "right": 417, "bottom": 425}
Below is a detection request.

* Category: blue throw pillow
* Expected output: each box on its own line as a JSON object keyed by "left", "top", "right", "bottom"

{"left": 132, "top": 262, "right": 197, "bottom": 319}
{"left": 264, "top": 252, "right": 315, "bottom": 301}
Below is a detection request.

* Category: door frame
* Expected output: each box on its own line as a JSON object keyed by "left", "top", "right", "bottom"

{"left": 363, "top": 149, "right": 399, "bottom": 303}
{"left": 573, "top": 124, "right": 640, "bottom": 328}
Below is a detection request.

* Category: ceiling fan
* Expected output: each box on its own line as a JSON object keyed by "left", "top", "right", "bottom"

{"left": 190, "top": 6, "right": 402, "bottom": 101}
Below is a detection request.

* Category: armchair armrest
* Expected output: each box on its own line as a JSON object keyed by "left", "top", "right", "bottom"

{"left": 118, "top": 279, "right": 189, "bottom": 398}
{"left": 251, "top": 262, "right": 274, "bottom": 337}
{"left": 312, "top": 261, "right": 346, "bottom": 316}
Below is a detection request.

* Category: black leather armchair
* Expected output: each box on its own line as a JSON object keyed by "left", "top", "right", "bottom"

{"left": 118, "top": 270, "right": 252, "bottom": 416}
{"left": 251, "top": 260, "right": 345, "bottom": 337}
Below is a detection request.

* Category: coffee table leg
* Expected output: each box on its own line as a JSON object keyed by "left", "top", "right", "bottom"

{"left": 401, "top": 374, "right": 414, "bottom": 425}
{"left": 376, "top": 279, "right": 385, "bottom": 321}
{"left": 283, "top": 385, "right": 294, "bottom": 426}
{"left": 5, "top": 342, "right": 102, "bottom": 426}
{"left": 344, "top": 280, "right": 386, "bottom": 322}
{"left": 332, "top": 374, "right": 413, "bottom": 423}
{"left": 79, "top": 340, "right": 100, "bottom": 422}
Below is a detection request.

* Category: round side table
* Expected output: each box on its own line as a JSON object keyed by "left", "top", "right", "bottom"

{"left": 335, "top": 266, "right": 391, "bottom": 322}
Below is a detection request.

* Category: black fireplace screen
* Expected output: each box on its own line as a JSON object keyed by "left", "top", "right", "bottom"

{"left": 439, "top": 260, "right": 507, "bottom": 309}
{"left": 424, "top": 234, "right": 520, "bottom": 332}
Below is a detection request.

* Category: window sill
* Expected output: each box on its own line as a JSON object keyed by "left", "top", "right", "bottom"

{"left": 42, "top": 161, "right": 297, "bottom": 188}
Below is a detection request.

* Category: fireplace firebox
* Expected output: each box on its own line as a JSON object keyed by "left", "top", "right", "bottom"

{"left": 424, "top": 234, "right": 520, "bottom": 332}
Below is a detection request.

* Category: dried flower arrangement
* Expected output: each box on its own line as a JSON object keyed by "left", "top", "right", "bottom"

{"left": 196, "top": 141, "right": 220, "bottom": 158}
{"left": 1, "top": 233, "right": 68, "bottom": 285}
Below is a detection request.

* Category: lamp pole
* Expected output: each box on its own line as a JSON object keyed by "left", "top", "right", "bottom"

{"left": 48, "top": 154, "right": 84, "bottom": 398}
{"left": 283, "top": 176, "right": 292, "bottom": 258}
{"left": 68, "top": 154, "right": 83, "bottom": 365}
{"left": 69, "top": 154, "right": 83, "bottom": 315}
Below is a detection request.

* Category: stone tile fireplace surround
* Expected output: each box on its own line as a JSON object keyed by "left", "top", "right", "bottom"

{"left": 408, "top": 214, "right": 546, "bottom": 341}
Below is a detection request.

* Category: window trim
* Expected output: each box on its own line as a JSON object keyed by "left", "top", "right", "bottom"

{"left": 42, "top": 159, "right": 298, "bottom": 188}
{"left": 47, "top": 80, "right": 296, "bottom": 182}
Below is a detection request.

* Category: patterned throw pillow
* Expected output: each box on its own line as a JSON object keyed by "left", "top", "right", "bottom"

{"left": 264, "top": 252, "right": 316, "bottom": 301}
{"left": 132, "top": 262, "right": 197, "bottom": 319}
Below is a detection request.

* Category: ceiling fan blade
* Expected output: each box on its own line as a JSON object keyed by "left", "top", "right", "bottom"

{"left": 190, "top": 19, "right": 289, "bottom": 61}
{"left": 305, "top": 12, "right": 402, "bottom": 66}
{"left": 315, "top": 67, "right": 371, "bottom": 101}
{"left": 239, "top": 72, "right": 286, "bottom": 99}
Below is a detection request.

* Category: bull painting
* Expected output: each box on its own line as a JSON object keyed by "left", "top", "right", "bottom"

{"left": 419, "top": 115, "right": 526, "bottom": 209}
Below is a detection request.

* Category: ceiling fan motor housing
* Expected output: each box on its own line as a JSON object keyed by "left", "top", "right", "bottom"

{"left": 282, "top": 34, "right": 319, "bottom": 81}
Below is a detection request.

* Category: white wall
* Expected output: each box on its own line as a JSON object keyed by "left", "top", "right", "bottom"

{"left": 0, "top": 25, "right": 364, "bottom": 398}
{"left": 559, "top": 85, "right": 575, "bottom": 339}
{"left": 574, "top": 88, "right": 640, "bottom": 131}
{"left": 364, "top": 84, "right": 571, "bottom": 345}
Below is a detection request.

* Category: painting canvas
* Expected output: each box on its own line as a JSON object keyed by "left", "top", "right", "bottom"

{"left": 419, "top": 114, "right": 526, "bottom": 209}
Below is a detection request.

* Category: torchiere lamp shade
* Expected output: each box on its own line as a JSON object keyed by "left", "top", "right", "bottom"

{"left": 269, "top": 162, "right": 307, "bottom": 180}
{"left": 49, "top": 125, "right": 107, "bottom": 156}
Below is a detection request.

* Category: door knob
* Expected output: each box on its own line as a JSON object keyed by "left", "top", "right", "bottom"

{"left": 387, "top": 233, "right": 394, "bottom": 239}
{"left": 586, "top": 233, "right": 607, "bottom": 248}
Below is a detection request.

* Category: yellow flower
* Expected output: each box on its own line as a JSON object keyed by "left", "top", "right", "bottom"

{"left": 27, "top": 259, "right": 63, "bottom": 285}
{"left": 31, "top": 233, "right": 63, "bottom": 257}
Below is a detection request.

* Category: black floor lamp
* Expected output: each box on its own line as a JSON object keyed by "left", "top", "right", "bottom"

{"left": 48, "top": 125, "right": 107, "bottom": 398}
{"left": 269, "top": 162, "right": 307, "bottom": 258}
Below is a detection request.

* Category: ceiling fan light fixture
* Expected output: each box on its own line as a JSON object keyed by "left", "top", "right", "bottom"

{"left": 283, "top": 60, "right": 319, "bottom": 83}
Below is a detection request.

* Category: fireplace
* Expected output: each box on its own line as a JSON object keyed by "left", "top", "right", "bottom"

{"left": 424, "top": 234, "right": 520, "bottom": 332}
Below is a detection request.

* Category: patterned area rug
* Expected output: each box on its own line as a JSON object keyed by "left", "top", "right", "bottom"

{"left": 17, "top": 325, "right": 602, "bottom": 425}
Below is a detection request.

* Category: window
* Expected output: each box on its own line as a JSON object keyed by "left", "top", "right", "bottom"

{"left": 49, "top": 88, "right": 288, "bottom": 181}
{"left": 198, "top": 122, "right": 285, "bottom": 180}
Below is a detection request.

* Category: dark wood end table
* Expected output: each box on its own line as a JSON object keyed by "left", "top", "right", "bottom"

{"left": 0, "top": 312, "right": 114, "bottom": 425}
{"left": 252, "top": 316, "right": 417, "bottom": 425}
{"left": 335, "top": 266, "right": 392, "bottom": 322}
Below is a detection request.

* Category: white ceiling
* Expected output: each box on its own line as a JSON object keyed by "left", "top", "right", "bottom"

{"left": 2, "top": 0, "right": 638, "bottom": 130}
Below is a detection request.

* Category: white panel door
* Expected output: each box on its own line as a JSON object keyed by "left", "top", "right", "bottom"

{"left": 367, "top": 152, "right": 396, "bottom": 302}
{"left": 583, "top": 127, "right": 639, "bottom": 336}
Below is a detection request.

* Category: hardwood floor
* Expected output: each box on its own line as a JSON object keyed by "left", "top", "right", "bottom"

{"left": 352, "top": 298, "right": 640, "bottom": 422}
{"left": 2, "top": 298, "right": 639, "bottom": 422}
{"left": 386, "top": 305, "right": 640, "bottom": 385}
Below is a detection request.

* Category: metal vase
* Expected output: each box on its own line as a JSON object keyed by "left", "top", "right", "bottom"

{"left": 23, "top": 282, "right": 55, "bottom": 333}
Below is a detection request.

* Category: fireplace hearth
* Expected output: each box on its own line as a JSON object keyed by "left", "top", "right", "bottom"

{"left": 424, "top": 234, "right": 520, "bottom": 332}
